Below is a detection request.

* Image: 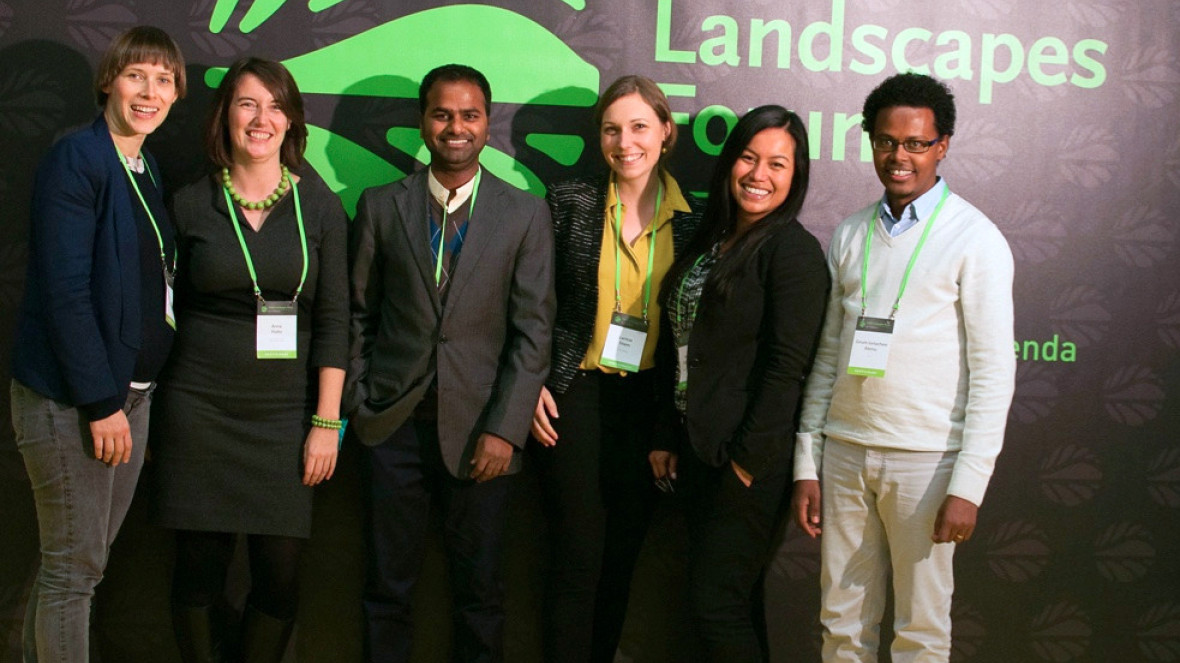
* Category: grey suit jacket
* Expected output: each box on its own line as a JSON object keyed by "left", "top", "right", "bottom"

{"left": 345, "top": 168, "right": 555, "bottom": 478}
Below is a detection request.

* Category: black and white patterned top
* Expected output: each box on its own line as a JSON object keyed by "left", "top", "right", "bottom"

{"left": 670, "top": 244, "right": 720, "bottom": 414}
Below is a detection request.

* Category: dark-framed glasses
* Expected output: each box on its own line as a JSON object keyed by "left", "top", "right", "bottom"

{"left": 871, "top": 136, "right": 942, "bottom": 153}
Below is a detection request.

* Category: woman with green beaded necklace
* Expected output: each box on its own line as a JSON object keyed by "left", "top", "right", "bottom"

{"left": 150, "top": 57, "right": 349, "bottom": 661}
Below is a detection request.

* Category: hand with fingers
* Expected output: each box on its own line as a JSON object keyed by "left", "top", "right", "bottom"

{"left": 302, "top": 427, "right": 338, "bottom": 486}
{"left": 470, "top": 433, "right": 514, "bottom": 482}
{"left": 932, "top": 494, "right": 978, "bottom": 544}
{"left": 791, "top": 479, "right": 822, "bottom": 538}
{"left": 649, "top": 450, "right": 678, "bottom": 493}
{"left": 90, "top": 410, "right": 133, "bottom": 467}
{"left": 531, "top": 386, "right": 559, "bottom": 447}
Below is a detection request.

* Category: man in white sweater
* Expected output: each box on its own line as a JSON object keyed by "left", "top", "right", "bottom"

{"left": 791, "top": 73, "right": 1016, "bottom": 662}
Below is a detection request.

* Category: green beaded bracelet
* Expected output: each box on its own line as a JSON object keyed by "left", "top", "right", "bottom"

{"left": 311, "top": 414, "right": 343, "bottom": 430}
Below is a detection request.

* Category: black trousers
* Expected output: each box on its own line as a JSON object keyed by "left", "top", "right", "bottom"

{"left": 362, "top": 419, "right": 513, "bottom": 663}
{"left": 680, "top": 449, "right": 790, "bottom": 663}
{"left": 533, "top": 370, "right": 659, "bottom": 663}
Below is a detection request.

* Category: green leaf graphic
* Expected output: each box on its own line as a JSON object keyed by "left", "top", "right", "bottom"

{"left": 254, "top": 5, "right": 597, "bottom": 105}
{"left": 306, "top": 124, "right": 404, "bottom": 216}
{"left": 209, "top": 0, "right": 237, "bottom": 33}
{"left": 308, "top": 0, "right": 347, "bottom": 11}
{"left": 239, "top": 0, "right": 286, "bottom": 33}
{"left": 525, "top": 133, "right": 585, "bottom": 166}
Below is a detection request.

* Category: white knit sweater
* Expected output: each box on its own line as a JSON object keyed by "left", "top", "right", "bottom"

{"left": 794, "top": 191, "right": 1016, "bottom": 506}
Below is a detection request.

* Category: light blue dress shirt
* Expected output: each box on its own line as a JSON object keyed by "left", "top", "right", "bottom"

{"left": 878, "top": 177, "right": 948, "bottom": 237}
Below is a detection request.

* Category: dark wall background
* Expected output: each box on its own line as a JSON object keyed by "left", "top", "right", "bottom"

{"left": 1, "top": 1, "right": 1178, "bottom": 661}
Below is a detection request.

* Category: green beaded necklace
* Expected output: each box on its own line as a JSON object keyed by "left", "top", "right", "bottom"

{"left": 222, "top": 165, "right": 291, "bottom": 211}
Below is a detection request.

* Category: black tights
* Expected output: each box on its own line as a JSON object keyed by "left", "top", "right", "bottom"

{"left": 172, "top": 530, "right": 303, "bottom": 620}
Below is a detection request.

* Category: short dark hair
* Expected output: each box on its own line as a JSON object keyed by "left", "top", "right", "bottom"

{"left": 861, "top": 72, "right": 956, "bottom": 137}
{"left": 205, "top": 57, "right": 307, "bottom": 169}
{"left": 662, "top": 105, "right": 810, "bottom": 304}
{"left": 594, "top": 74, "right": 678, "bottom": 155}
{"left": 94, "top": 26, "right": 186, "bottom": 107}
{"left": 419, "top": 64, "right": 491, "bottom": 115}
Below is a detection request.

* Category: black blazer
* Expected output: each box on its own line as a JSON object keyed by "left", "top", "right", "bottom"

{"left": 679, "top": 219, "right": 829, "bottom": 481}
{"left": 345, "top": 168, "right": 555, "bottom": 478}
{"left": 13, "top": 116, "right": 158, "bottom": 413}
{"left": 545, "top": 173, "right": 705, "bottom": 394}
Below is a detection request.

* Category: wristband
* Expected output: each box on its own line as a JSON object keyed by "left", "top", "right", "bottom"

{"left": 311, "top": 414, "right": 343, "bottom": 430}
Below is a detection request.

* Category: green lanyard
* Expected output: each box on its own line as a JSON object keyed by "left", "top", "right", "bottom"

{"left": 223, "top": 178, "right": 308, "bottom": 301}
{"left": 435, "top": 169, "right": 481, "bottom": 286}
{"left": 115, "top": 148, "right": 174, "bottom": 275}
{"left": 860, "top": 186, "right": 950, "bottom": 319}
{"left": 673, "top": 251, "right": 709, "bottom": 330}
{"left": 612, "top": 179, "right": 663, "bottom": 321}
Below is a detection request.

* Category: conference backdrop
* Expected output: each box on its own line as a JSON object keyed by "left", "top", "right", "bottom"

{"left": 0, "top": 1, "right": 1177, "bottom": 661}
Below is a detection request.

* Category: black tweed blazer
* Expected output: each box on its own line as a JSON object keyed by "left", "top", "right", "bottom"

{"left": 546, "top": 173, "right": 705, "bottom": 394}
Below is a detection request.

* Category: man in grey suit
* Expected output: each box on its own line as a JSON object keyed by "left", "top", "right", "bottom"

{"left": 346, "top": 63, "right": 555, "bottom": 663}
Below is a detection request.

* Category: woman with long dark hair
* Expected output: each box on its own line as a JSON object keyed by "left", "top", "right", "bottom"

{"left": 150, "top": 57, "right": 348, "bottom": 661}
{"left": 531, "top": 75, "right": 704, "bottom": 662}
{"left": 657, "top": 105, "right": 829, "bottom": 661}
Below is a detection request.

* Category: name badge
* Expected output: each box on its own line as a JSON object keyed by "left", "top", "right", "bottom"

{"left": 677, "top": 344, "right": 689, "bottom": 391}
{"left": 164, "top": 271, "right": 176, "bottom": 330}
{"left": 847, "top": 316, "right": 894, "bottom": 377}
{"left": 600, "top": 312, "right": 648, "bottom": 372}
{"left": 256, "top": 299, "right": 297, "bottom": 359}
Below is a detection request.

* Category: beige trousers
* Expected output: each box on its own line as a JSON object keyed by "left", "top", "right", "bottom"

{"left": 819, "top": 438, "right": 958, "bottom": 663}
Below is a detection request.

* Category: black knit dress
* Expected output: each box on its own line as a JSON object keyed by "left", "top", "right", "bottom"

{"left": 150, "top": 170, "right": 348, "bottom": 537}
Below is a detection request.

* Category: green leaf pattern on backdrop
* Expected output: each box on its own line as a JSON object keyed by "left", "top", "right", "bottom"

{"left": 1030, "top": 601, "right": 1090, "bottom": 662}
{"left": 1049, "top": 285, "right": 1110, "bottom": 348}
{"left": 1136, "top": 603, "right": 1180, "bottom": 661}
{"left": 1147, "top": 447, "right": 1180, "bottom": 508}
{"left": 1057, "top": 125, "right": 1118, "bottom": 188}
{"left": 1004, "top": 200, "right": 1067, "bottom": 264}
{"left": 65, "top": 1, "right": 136, "bottom": 52}
{"left": 1038, "top": 444, "right": 1101, "bottom": 507}
{"left": 0, "top": 69, "right": 68, "bottom": 137}
{"left": 1156, "top": 291, "right": 1180, "bottom": 350}
{"left": 1111, "top": 204, "right": 1173, "bottom": 268}
{"left": 1094, "top": 522, "right": 1154, "bottom": 583}
{"left": 985, "top": 520, "right": 1051, "bottom": 582}
{"left": 1011, "top": 364, "right": 1059, "bottom": 424}
{"left": 1120, "top": 45, "right": 1180, "bottom": 109}
{"left": 1103, "top": 365, "right": 1165, "bottom": 426}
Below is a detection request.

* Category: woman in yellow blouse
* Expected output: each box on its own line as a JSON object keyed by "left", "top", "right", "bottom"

{"left": 531, "top": 75, "right": 704, "bottom": 663}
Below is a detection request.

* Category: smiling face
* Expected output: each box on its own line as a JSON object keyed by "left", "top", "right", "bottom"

{"left": 872, "top": 105, "right": 949, "bottom": 216}
{"left": 227, "top": 73, "right": 289, "bottom": 166}
{"left": 420, "top": 79, "right": 489, "bottom": 185}
{"left": 599, "top": 92, "right": 670, "bottom": 186}
{"left": 730, "top": 127, "right": 796, "bottom": 227}
{"left": 102, "top": 61, "right": 178, "bottom": 145}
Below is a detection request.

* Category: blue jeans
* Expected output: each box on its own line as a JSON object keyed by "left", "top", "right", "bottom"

{"left": 11, "top": 380, "right": 151, "bottom": 663}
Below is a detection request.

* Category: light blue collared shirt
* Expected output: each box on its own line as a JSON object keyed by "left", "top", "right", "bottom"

{"left": 878, "top": 177, "right": 948, "bottom": 237}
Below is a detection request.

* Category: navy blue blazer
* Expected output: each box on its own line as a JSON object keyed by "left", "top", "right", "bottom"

{"left": 12, "top": 115, "right": 154, "bottom": 414}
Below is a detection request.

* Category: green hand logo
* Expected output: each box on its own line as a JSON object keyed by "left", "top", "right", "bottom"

{"left": 205, "top": 3, "right": 600, "bottom": 214}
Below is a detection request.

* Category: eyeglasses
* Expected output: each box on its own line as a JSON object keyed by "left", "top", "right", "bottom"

{"left": 871, "top": 136, "right": 942, "bottom": 154}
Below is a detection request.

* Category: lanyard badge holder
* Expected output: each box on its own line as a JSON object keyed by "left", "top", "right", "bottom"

{"left": 433, "top": 169, "right": 481, "bottom": 286}
{"left": 599, "top": 183, "right": 662, "bottom": 373}
{"left": 117, "top": 148, "right": 177, "bottom": 329}
{"left": 223, "top": 179, "right": 308, "bottom": 359}
{"left": 848, "top": 187, "right": 949, "bottom": 377}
